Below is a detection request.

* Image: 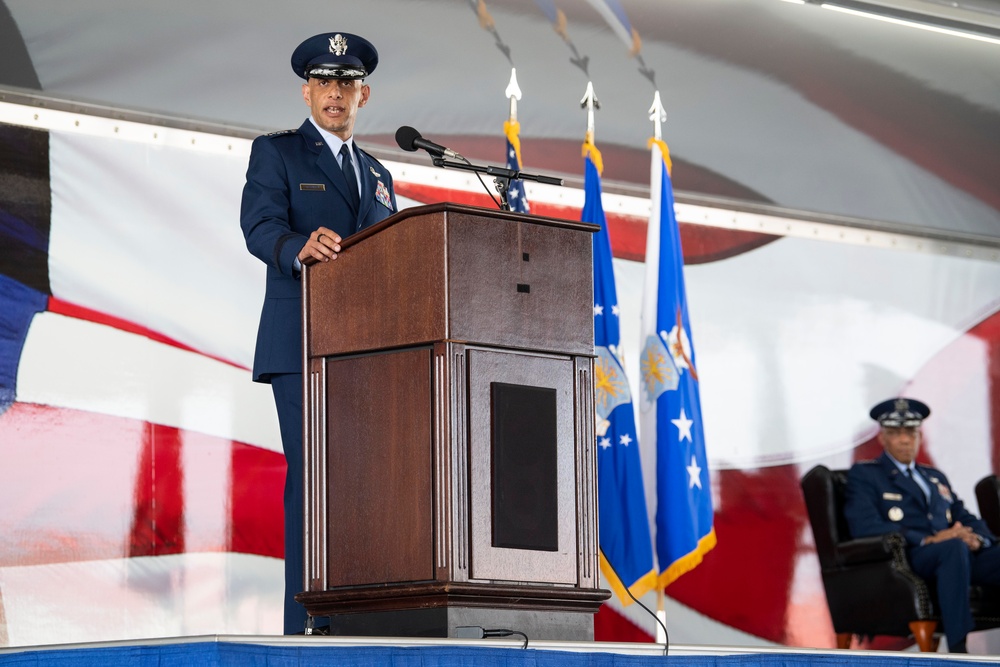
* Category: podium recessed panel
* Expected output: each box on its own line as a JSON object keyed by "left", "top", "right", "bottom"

{"left": 490, "top": 382, "right": 559, "bottom": 552}
{"left": 468, "top": 348, "right": 577, "bottom": 585}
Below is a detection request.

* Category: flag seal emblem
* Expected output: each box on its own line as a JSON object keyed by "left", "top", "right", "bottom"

{"left": 640, "top": 333, "right": 678, "bottom": 407}
{"left": 595, "top": 346, "right": 632, "bottom": 422}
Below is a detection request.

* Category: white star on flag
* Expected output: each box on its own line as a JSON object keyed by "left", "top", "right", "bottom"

{"left": 671, "top": 408, "right": 694, "bottom": 442}
{"left": 594, "top": 303, "right": 604, "bottom": 316}
{"left": 619, "top": 433, "right": 632, "bottom": 446}
{"left": 612, "top": 304, "right": 620, "bottom": 317}
{"left": 599, "top": 436, "right": 612, "bottom": 450}
{"left": 687, "top": 455, "right": 703, "bottom": 489}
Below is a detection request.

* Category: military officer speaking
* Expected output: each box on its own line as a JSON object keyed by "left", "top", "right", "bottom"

{"left": 240, "top": 31, "right": 397, "bottom": 635}
{"left": 844, "top": 398, "right": 1000, "bottom": 653}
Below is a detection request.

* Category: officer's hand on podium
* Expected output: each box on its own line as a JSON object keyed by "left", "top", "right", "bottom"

{"left": 300, "top": 227, "right": 342, "bottom": 265}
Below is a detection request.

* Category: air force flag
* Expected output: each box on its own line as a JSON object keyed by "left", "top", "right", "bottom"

{"left": 584, "top": 139, "right": 656, "bottom": 603}
{"left": 639, "top": 138, "right": 716, "bottom": 588}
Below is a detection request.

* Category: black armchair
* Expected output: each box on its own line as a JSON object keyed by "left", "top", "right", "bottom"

{"left": 803, "top": 466, "right": 1000, "bottom": 651}
{"left": 976, "top": 474, "right": 1000, "bottom": 536}
{"left": 801, "top": 465, "right": 940, "bottom": 650}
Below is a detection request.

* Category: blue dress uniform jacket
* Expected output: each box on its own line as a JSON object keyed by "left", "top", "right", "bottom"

{"left": 240, "top": 118, "right": 397, "bottom": 634}
{"left": 844, "top": 453, "right": 992, "bottom": 547}
{"left": 240, "top": 118, "right": 397, "bottom": 382}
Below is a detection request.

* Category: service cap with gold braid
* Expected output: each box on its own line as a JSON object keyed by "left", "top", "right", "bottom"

{"left": 291, "top": 32, "right": 378, "bottom": 80}
{"left": 869, "top": 397, "right": 931, "bottom": 428}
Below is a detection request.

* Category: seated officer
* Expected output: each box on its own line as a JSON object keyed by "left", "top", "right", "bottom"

{"left": 844, "top": 397, "right": 1000, "bottom": 653}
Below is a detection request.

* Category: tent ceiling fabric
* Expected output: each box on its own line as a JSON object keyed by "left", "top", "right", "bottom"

{"left": 2, "top": 0, "right": 999, "bottom": 240}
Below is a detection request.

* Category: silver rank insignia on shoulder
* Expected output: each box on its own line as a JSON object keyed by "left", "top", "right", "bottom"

{"left": 330, "top": 34, "right": 348, "bottom": 55}
{"left": 888, "top": 506, "right": 904, "bottom": 522}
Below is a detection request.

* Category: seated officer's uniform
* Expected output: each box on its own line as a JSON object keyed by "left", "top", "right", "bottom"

{"left": 844, "top": 398, "right": 1000, "bottom": 652}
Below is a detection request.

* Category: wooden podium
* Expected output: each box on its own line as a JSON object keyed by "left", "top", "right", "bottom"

{"left": 296, "top": 203, "right": 609, "bottom": 639}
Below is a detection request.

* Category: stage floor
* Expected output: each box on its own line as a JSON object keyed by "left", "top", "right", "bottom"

{"left": 1, "top": 635, "right": 998, "bottom": 665}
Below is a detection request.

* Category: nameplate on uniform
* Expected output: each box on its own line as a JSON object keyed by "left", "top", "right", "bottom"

{"left": 300, "top": 183, "right": 326, "bottom": 191}
{"left": 882, "top": 492, "right": 903, "bottom": 501}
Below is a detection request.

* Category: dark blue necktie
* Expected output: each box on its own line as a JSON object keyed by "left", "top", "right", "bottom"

{"left": 906, "top": 467, "right": 930, "bottom": 503}
{"left": 339, "top": 144, "right": 361, "bottom": 213}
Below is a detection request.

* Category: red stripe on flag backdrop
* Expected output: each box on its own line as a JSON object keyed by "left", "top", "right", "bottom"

{"left": 594, "top": 604, "right": 655, "bottom": 643}
{"left": 129, "top": 423, "right": 186, "bottom": 557}
{"left": 0, "top": 402, "right": 285, "bottom": 567}
{"left": 46, "top": 297, "right": 248, "bottom": 370}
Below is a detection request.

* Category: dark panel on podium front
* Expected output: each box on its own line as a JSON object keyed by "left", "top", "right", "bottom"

{"left": 490, "top": 382, "right": 558, "bottom": 552}
{"left": 467, "top": 348, "right": 578, "bottom": 585}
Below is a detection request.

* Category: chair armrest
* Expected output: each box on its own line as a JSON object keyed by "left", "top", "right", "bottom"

{"left": 833, "top": 532, "right": 905, "bottom": 567}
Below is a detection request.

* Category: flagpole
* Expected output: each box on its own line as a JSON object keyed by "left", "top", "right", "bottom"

{"left": 639, "top": 92, "right": 665, "bottom": 593}
{"left": 584, "top": 80, "right": 661, "bottom": 638}
{"left": 649, "top": 90, "right": 666, "bottom": 142}
{"left": 506, "top": 67, "right": 521, "bottom": 123}
{"left": 503, "top": 68, "right": 531, "bottom": 214}
{"left": 656, "top": 588, "right": 668, "bottom": 644}
{"left": 580, "top": 80, "right": 600, "bottom": 145}
{"left": 639, "top": 88, "right": 716, "bottom": 596}
{"left": 646, "top": 90, "right": 670, "bottom": 645}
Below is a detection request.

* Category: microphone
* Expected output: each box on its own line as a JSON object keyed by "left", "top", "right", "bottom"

{"left": 395, "top": 126, "right": 463, "bottom": 160}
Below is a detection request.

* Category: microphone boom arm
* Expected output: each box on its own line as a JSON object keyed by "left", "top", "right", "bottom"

{"left": 430, "top": 157, "right": 563, "bottom": 211}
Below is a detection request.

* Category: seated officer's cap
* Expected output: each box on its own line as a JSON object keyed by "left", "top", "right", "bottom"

{"left": 291, "top": 32, "right": 378, "bottom": 80}
{"left": 870, "top": 397, "right": 931, "bottom": 428}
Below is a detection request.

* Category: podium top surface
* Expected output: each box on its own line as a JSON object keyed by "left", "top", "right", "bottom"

{"left": 339, "top": 202, "right": 600, "bottom": 253}
{"left": 304, "top": 202, "right": 598, "bottom": 356}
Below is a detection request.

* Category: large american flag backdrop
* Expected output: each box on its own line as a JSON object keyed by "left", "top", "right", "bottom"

{"left": 2, "top": 102, "right": 1000, "bottom": 650}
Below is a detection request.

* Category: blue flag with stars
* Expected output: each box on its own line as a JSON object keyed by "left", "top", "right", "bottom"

{"left": 638, "top": 139, "right": 715, "bottom": 588}
{"left": 583, "top": 140, "right": 656, "bottom": 603}
{"left": 504, "top": 121, "right": 530, "bottom": 213}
